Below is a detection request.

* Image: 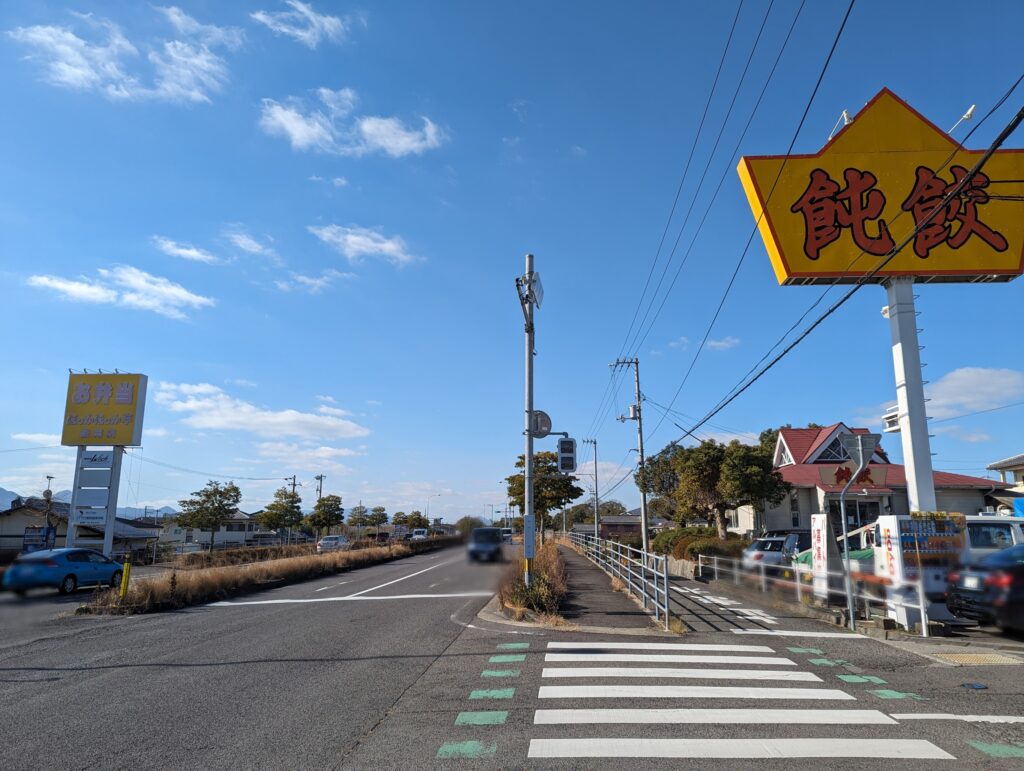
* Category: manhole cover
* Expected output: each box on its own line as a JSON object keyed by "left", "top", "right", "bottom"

{"left": 933, "top": 652, "right": 1022, "bottom": 666}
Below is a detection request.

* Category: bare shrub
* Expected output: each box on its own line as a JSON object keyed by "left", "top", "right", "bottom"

{"left": 498, "top": 542, "right": 567, "bottom": 616}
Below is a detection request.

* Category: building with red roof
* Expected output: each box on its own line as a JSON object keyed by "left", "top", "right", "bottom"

{"left": 732, "top": 422, "right": 1003, "bottom": 535}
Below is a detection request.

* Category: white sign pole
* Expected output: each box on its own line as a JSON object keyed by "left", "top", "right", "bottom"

{"left": 102, "top": 447, "right": 124, "bottom": 557}
{"left": 65, "top": 446, "right": 85, "bottom": 549}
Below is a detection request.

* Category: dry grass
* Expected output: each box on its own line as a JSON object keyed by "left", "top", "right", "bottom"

{"left": 609, "top": 576, "right": 626, "bottom": 593}
{"left": 173, "top": 543, "right": 316, "bottom": 569}
{"left": 497, "top": 542, "right": 568, "bottom": 617}
{"left": 84, "top": 538, "right": 461, "bottom": 614}
{"left": 668, "top": 617, "right": 688, "bottom": 635}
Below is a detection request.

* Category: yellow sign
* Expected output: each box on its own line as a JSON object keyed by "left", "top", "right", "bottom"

{"left": 61, "top": 373, "right": 148, "bottom": 446}
{"left": 738, "top": 89, "right": 1024, "bottom": 285}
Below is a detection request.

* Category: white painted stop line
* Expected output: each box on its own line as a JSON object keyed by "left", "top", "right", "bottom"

{"left": 537, "top": 685, "right": 854, "bottom": 700}
{"left": 546, "top": 641, "right": 774, "bottom": 653}
{"left": 533, "top": 707, "right": 894, "bottom": 724}
{"left": 544, "top": 653, "right": 795, "bottom": 666}
{"left": 527, "top": 737, "right": 953, "bottom": 759}
{"left": 542, "top": 666, "right": 821, "bottom": 682}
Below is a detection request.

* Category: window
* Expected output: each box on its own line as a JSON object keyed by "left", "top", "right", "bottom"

{"left": 817, "top": 436, "right": 850, "bottom": 462}
{"left": 87, "top": 553, "right": 110, "bottom": 564}
{"left": 790, "top": 494, "right": 801, "bottom": 527}
{"left": 968, "top": 523, "right": 1014, "bottom": 549}
{"left": 226, "top": 523, "right": 245, "bottom": 532}
{"left": 778, "top": 445, "right": 794, "bottom": 466}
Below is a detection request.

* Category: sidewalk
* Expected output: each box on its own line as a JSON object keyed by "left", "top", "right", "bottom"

{"left": 557, "top": 545, "right": 653, "bottom": 630}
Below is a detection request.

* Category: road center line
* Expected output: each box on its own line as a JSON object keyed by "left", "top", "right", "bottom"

{"left": 314, "top": 580, "right": 352, "bottom": 592}
{"left": 344, "top": 557, "right": 460, "bottom": 598}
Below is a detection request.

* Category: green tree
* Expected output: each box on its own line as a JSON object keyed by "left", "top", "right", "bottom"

{"left": 648, "top": 495, "right": 677, "bottom": 521}
{"left": 455, "top": 515, "right": 484, "bottom": 537}
{"left": 307, "top": 494, "right": 344, "bottom": 536}
{"left": 392, "top": 511, "right": 408, "bottom": 529}
{"left": 176, "top": 480, "right": 242, "bottom": 552}
{"left": 347, "top": 504, "right": 369, "bottom": 530}
{"left": 368, "top": 506, "right": 388, "bottom": 535}
{"left": 406, "top": 511, "right": 429, "bottom": 530}
{"left": 668, "top": 439, "right": 790, "bottom": 538}
{"left": 506, "top": 451, "right": 584, "bottom": 526}
{"left": 257, "top": 487, "right": 304, "bottom": 538}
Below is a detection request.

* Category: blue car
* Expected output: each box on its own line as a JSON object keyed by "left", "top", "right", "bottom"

{"left": 467, "top": 527, "right": 503, "bottom": 562}
{"left": 2, "top": 548, "right": 124, "bottom": 596}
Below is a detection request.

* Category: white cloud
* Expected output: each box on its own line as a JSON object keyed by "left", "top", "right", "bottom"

{"left": 155, "top": 381, "right": 370, "bottom": 439}
{"left": 11, "top": 433, "right": 61, "bottom": 445}
{"left": 228, "top": 378, "right": 257, "bottom": 388}
{"left": 153, "top": 235, "right": 218, "bottom": 264}
{"left": 224, "top": 227, "right": 281, "bottom": 264}
{"left": 366, "top": 399, "right": 383, "bottom": 407}
{"left": 10, "top": 8, "right": 240, "bottom": 104}
{"left": 28, "top": 265, "right": 213, "bottom": 319}
{"left": 259, "top": 87, "right": 445, "bottom": 158}
{"left": 331, "top": 176, "right": 349, "bottom": 187}
{"left": 26, "top": 274, "right": 118, "bottom": 304}
{"left": 251, "top": 1, "right": 350, "bottom": 49}
{"left": 255, "top": 441, "right": 360, "bottom": 476}
{"left": 318, "top": 405, "right": 351, "bottom": 417}
{"left": 143, "top": 427, "right": 169, "bottom": 439}
{"left": 668, "top": 336, "right": 689, "bottom": 350}
{"left": 569, "top": 144, "right": 587, "bottom": 158}
{"left": 927, "top": 367, "right": 1024, "bottom": 420}
{"left": 317, "top": 395, "right": 336, "bottom": 403}
{"left": 275, "top": 268, "right": 354, "bottom": 293}
{"left": 932, "top": 425, "right": 993, "bottom": 443}
{"left": 706, "top": 336, "right": 740, "bottom": 351}
{"left": 309, "top": 225, "right": 416, "bottom": 266}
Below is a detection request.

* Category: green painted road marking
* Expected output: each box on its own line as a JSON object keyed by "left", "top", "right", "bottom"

{"left": 808, "top": 658, "right": 849, "bottom": 667}
{"left": 868, "top": 689, "right": 925, "bottom": 700}
{"left": 969, "top": 741, "right": 1024, "bottom": 759}
{"left": 469, "top": 688, "right": 515, "bottom": 700}
{"left": 455, "top": 710, "right": 508, "bottom": 726}
{"left": 436, "top": 741, "right": 497, "bottom": 759}
{"left": 497, "top": 642, "right": 529, "bottom": 650}
{"left": 838, "top": 674, "right": 888, "bottom": 684}
{"left": 787, "top": 647, "right": 824, "bottom": 654}
{"left": 481, "top": 669, "right": 520, "bottom": 678}
{"left": 489, "top": 653, "right": 526, "bottom": 663}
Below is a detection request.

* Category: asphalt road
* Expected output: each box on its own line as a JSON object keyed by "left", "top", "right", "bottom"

{"left": 3, "top": 548, "right": 1024, "bottom": 769}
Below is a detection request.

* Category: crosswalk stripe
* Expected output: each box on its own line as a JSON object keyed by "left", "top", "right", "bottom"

{"left": 537, "top": 685, "right": 854, "bottom": 700}
{"left": 892, "top": 713, "right": 1024, "bottom": 723}
{"left": 542, "top": 666, "right": 821, "bottom": 682}
{"left": 533, "top": 708, "right": 895, "bottom": 724}
{"left": 546, "top": 641, "right": 774, "bottom": 653}
{"left": 527, "top": 737, "right": 953, "bottom": 759}
{"left": 545, "top": 653, "right": 795, "bottom": 666}
{"left": 732, "top": 629, "right": 864, "bottom": 639}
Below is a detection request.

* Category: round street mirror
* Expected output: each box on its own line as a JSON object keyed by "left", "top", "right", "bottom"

{"left": 530, "top": 410, "right": 552, "bottom": 438}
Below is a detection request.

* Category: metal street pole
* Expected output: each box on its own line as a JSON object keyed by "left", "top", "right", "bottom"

{"left": 517, "top": 253, "right": 538, "bottom": 587}
{"left": 838, "top": 433, "right": 879, "bottom": 632}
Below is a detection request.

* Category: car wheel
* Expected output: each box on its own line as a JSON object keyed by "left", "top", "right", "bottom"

{"left": 13, "top": 588, "right": 27, "bottom": 598}
{"left": 110, "top": 571, "right": 123, "bottom": 588}
{"left": 59, "top": 575, "right": 77, "bottom": 594}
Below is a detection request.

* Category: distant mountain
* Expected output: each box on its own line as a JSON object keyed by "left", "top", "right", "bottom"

{"left": 0, "top": 487, "right": 20, "bottom": 510}
{"left": 53, "top": 490, "right": 72, "bottom": 503}
{"left": 118, "top": 505, "right": 178, "bottom": 519}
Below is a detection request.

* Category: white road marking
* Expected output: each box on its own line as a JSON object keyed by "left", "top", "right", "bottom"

{"left": 546, "top": 641, "right": 774, "bottom": 652}
{"left": 314, "top": 580, "right": 352, "bottom": 592}
{"left": 344, "top": 557, "right": 459, "bottom": 598}
{"left": 537, "top": 685, "right": 854, "bottom": 700}
{"left": 534, "top": 707, "right": 893, "bottom": 724}
{"left": 528, "top": 738, "right": 952, "bottom": 759}
{"left": 544, "top": 653, "right": 796, "bottom": 666}
{"left": 542, "top": 667, "right": 821, "bottom": 682}
{"left": 731, "top": 629, "right": 864, "bottom": 639}
{"left": 210, "top": 591, "right": 491, "bottom": 607}
{"left": 892, "top": 713, "right": 1024, "bottom": 723}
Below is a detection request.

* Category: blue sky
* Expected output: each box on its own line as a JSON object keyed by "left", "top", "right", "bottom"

{"left": 2, "top": 0, "right": 1023, "bottom": 519}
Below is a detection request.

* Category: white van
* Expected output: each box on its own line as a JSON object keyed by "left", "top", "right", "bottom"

{"left": 962, "top": 515, "right": 1024, "bottom": 562}
{"left": 411, "top": 528, "right": 429, "bottom": 541}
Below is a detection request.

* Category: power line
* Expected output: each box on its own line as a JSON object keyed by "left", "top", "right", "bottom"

{"left": 646, "top": 0, "right": 856, "bottom": 442}
{"left": 673, "top": 95, "right": 1024, "bottom": 445}
{"left": 122, "top": 450, "right": 283, "bottom": 481}
{"left": 931, "top": 400, "right": 1024, "bottom": 424}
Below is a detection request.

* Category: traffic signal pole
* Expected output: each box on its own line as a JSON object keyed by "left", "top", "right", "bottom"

{"left": 517, "top": 253, "right": 537, "bottom": 587}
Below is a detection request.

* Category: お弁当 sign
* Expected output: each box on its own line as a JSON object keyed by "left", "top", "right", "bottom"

{"left": 61, "top": 373, "right": 148, "bottom": 446}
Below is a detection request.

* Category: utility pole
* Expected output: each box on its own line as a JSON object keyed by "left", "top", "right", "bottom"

{"left": 516, "top": 253, "right": 541, "bottom": 587}
{"left": 583, "top": 439, "right": 598, "bottom": 540}
{"left": 284, "top": 475, "right": 301, "bottom": 545}
{"left": 314, "top": 474, "right": 325, "bottom": 501}
{"left": 614, "top": 357, "right": 650, "bottom": 555}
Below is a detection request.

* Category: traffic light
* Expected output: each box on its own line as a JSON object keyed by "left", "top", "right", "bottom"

{"left": 557, "top": 437, "right": 577, "bottom": 473}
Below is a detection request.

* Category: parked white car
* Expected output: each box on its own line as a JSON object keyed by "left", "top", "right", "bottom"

{"left": 411, "top": 528, "right": 429, "bottom": 542}
{"left": 316, "top": 535, "right": 351, "bottom": 554}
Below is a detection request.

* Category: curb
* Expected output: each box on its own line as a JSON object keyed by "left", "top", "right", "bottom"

{"left": 476, "top": 595, "right": 673, "bottom": 637}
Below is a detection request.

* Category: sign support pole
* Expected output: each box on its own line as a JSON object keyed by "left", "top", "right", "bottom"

{"left": 102, "top": 447, "right": 124, "bottom": 557}
{"left": 65, "top": 447, "right": 85, "bottom": 549}
{"left": 884, "top": 278, "right": 937, "bottom": 512}
{"left": 519, "top": 253, "right": 536, "bottom": 587}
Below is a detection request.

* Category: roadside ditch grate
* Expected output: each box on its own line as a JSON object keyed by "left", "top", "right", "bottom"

{"left": 932, "top": 652, "right": 1022, "bottom": 666}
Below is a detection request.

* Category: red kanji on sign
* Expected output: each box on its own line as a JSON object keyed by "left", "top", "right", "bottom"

{"left": 790, "top": 167, "right": 895, "bottom": 260}
{"left": 900, "top": 165, "right": 1009, "bottom": 258}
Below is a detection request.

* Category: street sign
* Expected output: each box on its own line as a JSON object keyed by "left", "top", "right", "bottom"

{"left": 840, "top": 432, "right": 881, "bottom": 469}
{"left": 530, "top": 410, "right": 552, "bottom": 438}
{"left": 738, "top": 89, "right": 1024, "bottom": 285}
{"left": 531, "top": 272, "right": 544, "bottom": 308}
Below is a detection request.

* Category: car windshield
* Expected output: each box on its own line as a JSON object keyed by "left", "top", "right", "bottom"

{"left": 752, "top": 539, "right": 785, "bottom": 552}
{"left": 472, "top": 528, "right": 501, "bottom": 544}
{"left": 982, "top": 544, "right": 1024, "bottom": 567}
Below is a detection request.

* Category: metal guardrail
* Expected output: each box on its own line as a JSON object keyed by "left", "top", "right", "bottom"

{"left": 695, "top": 553, "right": 931, "bottom": 638}
{"left": 569, "top": 532, "right": 671, "bottom": 631}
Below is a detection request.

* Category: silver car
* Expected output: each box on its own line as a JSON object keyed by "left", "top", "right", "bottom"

{"left": 316, "top": 535, "right": 351, "bottom": 553}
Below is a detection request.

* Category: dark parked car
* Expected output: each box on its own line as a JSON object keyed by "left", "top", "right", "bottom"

{"left": 946, "top": 543, "right": 1024, "bottom": 632}
{"left": 467, "top": 527, "right": 503, "bottom": 562}
{"left": 2, "top": 548, "right": 124, "bottom": 596}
